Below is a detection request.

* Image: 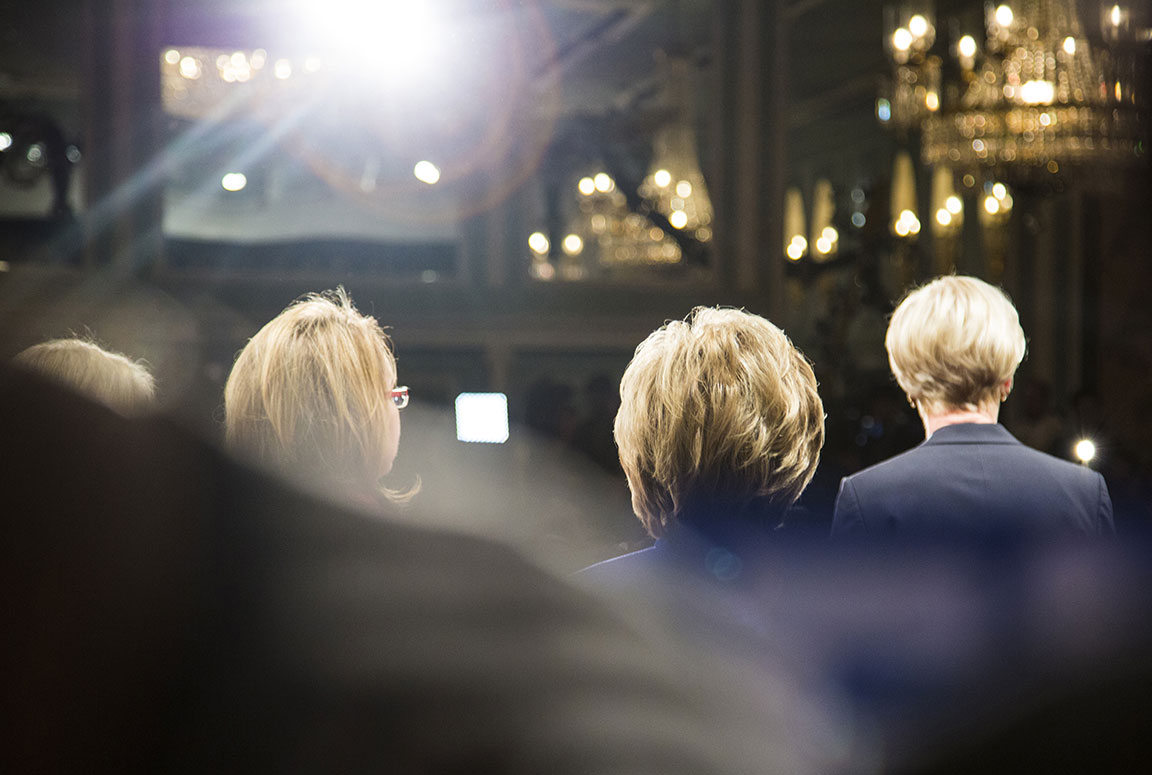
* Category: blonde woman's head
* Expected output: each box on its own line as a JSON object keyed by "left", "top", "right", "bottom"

{"left": 14, "top": 338, "right": 156, "bottom": 417}
{"left": 224, "top": 288, "right": 405, "bottom": 499}
{"left": 614, "top": 307, "right": 824, "bottom": 538}
{"left": 886, "top": 275, "right": 1026, "bottom": 414}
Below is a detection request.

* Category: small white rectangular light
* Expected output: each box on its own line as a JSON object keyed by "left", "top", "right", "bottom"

{"left": 455, "top": 392, "right": 509, "bottom": 444}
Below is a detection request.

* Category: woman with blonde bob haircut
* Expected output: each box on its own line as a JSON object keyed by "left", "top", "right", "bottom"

{"left": 885, "top": 275, "right": 1026, "bottom": 417}
{"left": 14, "top": 338, "right": 156, "bottom": 417}
{"left": 224, "top": 288, "right": 412, "bottom": 506}
{"left": 832, "top": 275, "right": 1113, "bottom": 538}
{"left": 583, "top": 307, "right": 824, "bottom": 584}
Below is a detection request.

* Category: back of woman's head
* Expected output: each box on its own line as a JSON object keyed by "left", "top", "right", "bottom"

{"left": 13, "top": 338, "right": 156, "bottom": 417}
{"left": 885, "top": 275, "right": 1026, "bottom": 412}
{"left": 224, "top": 288, "right": 401, "bottom": 495}
{"left": 615, "top": 307, "right": 825, "bottom": 538}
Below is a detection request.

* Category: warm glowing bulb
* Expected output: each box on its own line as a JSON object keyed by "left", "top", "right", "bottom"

{"left": 669, "top": 210, "right": 689, "bottom": 230}
{"left": 925, "top": 92, "right": 939, "bottom": 111}
{"left": 528, "top": 232, "right": 549, "bottom": 254}
{"left": 995, "top": 5, "right": 1013, "bottom": 27}
{"left": 909, "top": 15, "right": 929, "bottom": 37}
{"left": 791, "top": 235, "right": 808, "bottom": 252}
{"left": 984, "top": 196, "right": 1000, "bottom": 214}
{"left": 894, "top": 220, "right": 910, "bottom": 237}
{"left": 593, "top": 172, "right": 614, "bottom": 192}
{"left": 822, "top": 226, "right": 838, "bottom": 242}
{"left": 1111, "top": 5, "right": 1122, "bottom": 27}
{"left": 274, "top": 59, "right": 292, "bottom": 79}
{"left": 892, "top": 28, "right": 913, "bottom": 51}
{"left": 936, "top": 209, "right": 953, "bottom": 226}
{"left": 958, "top": 35, "right": 978, "bottom": 58}
{"left": 786, "top": 242, "right": 804, "bottom": 260}
{"left": 675, "top": 180, "right": 692, "bottom": 198}
{"left": 164, "top": 49, "right": 181, "bottom": 65}
{"left": 562, "top": 234, "right": 583, "bottom": 255}
{"left": 578, "top": 177, "right": 595, "bottom": 195}
{"left": 221, "top": 172, "right": 247, "bottom": 191}
{"left": 815, "top": 237, "right": 832, "bottom": 254}
{"left": 653, "top": 169, "right": 672, "bottom": 187}
{"left": 414, "top": 160, "right": 440, "bottom": 184}
{"left": 1001, "top": 194, "right": 1013, "bottom": 211}
{"left": 1063, "top": 36, "right": 1076, "bottom": 55}
{"left": 992, "top": 183, "right": 1007, "bottom": 200}
{"left": 946, "top": 195, "right": 963, "bottom": 214}
{"left": 1075, "top": 439, "right": 1096, "bottom": 463}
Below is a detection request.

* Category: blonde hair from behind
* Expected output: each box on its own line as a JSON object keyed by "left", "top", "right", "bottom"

{"left": 885, "top": 275, "right": 1027, "bottom": 414}
{"left": 224, "top": 288, "right": 412, "bottom": 503}
{"left": 614, "top": 307, "right": 825, "bottom": 538}
{"left": 14, "top": 338, "right": 156, "bottom": 417}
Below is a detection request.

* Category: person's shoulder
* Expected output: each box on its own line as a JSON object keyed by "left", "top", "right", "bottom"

{"left": 1008, "top": 442, "right": 1103, "bottom": 486}
{"left": 842, "top": 443, "right": 930, "bottom": 488}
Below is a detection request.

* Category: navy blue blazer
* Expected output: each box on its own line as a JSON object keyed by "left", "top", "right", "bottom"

{"left": 831, "top": 423, "right": 1114, "bottom": 538}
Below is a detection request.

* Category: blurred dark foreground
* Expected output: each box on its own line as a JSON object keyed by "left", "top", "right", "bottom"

{"left": 4, "top": 364, "right": 1152, "bottom": 773}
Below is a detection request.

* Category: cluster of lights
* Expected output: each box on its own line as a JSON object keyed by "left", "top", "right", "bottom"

{"left": 641, "top": 165, "right": 713, "bottom": 241}
{"left": 814, "top": 226, "right": 839, "bottom": 255}
{"left": 785, "top": 234, "right": 807, "bottom": 261}
{"left": 983, "top": 181, "right": 1014, "bottom": 216}
{"left": 578, "top": 172, "right": 616, "bottom": 196}
{"left": 890, "top": 13, "right": 934, "bottom": 60}
{"left": 893, "top": 209, "right": 921, "bottom": 237}
{"left": 935, "top": 195, "right": 964, "bottom": 227}
{"left": 542, "top": 167, "right": 687, "bottom": 272}
{"left": 163, "top": 47, "right": 322, "bottom": 87}
{"left": 914, "top": 3, "right": 1145, "bottom": 171}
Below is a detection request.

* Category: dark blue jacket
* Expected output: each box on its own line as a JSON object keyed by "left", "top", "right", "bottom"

{"left": 831, "top": 423, "right": 1114, "bottom": 538}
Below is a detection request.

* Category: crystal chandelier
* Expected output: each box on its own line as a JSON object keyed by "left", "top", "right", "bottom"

{"left": 886, "top": 2, "right": 1149, "bottom": 178}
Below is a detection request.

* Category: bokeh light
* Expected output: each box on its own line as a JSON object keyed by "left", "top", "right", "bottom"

{"left": 413, "top": 160, "right": 441, "bottom": 184}
{"left": 1075, "top": 439, "right": 1096, "bottom": 463}
{"left": 528, "top": 232, "right": 549, "bottom": 254}
{"left": 221, "top": 172, "right": 248, "bottom": 191}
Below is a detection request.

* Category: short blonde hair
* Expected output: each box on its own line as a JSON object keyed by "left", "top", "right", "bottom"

{"left": 886, "top": 275, "right": 1027, "bottom": 412}
{"left": 615, "top": 307, "right": 824, "bottom": 538}
{"left": 14, "top": 338, "right": 156, "bottom": 417}
{"left": 224, "top": 288, "right": 406, "bottom": 499}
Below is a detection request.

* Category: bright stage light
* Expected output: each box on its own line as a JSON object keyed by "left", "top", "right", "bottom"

{"left": 291, "top": 0, "right": 447, "bottom": 83}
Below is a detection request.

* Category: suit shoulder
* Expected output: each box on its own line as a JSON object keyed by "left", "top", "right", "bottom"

{"left": 1012, "top": 444, "right": 1103, "bottom": 484}
{"left": 841, "top": 444, "right": 928, "bottom": 487}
